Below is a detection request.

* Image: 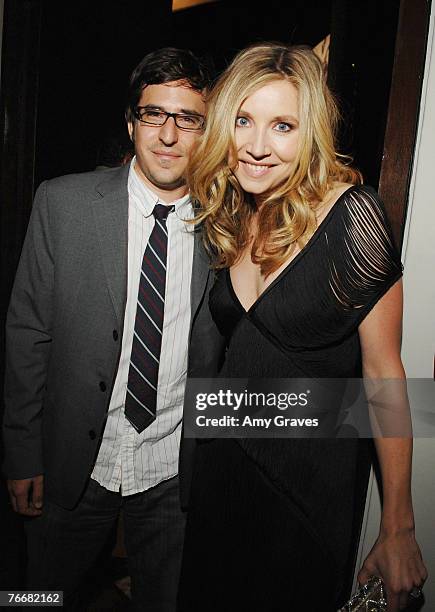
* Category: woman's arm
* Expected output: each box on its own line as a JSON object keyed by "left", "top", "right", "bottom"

{"left": 358, "top": 279, "right": 427, "bottom": 612}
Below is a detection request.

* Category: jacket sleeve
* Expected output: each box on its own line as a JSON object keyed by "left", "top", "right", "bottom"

{"left": 3, "top": 180, "right": 54, "bottom": 479}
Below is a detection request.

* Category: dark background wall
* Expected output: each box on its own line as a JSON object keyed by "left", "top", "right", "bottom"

{"left": 34, "top": 1, "right": 172, "bottom": 185}
{"left": 29, "top": 0, "right": 400, "bottom": 187}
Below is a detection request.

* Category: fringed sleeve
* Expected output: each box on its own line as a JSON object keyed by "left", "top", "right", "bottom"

{"left": 327, "top": 185, "right": 403, "bottom": 320}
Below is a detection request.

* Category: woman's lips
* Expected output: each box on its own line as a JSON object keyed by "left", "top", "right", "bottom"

{"left": 240, "top": 160, "right": 274, "bottom": 178}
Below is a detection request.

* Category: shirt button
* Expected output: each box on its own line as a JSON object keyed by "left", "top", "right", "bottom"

{"left": 113, "top": 330, "right": 118, "bottom": 341}
{"left": 89, "top": 430, "right": 96, "bottom": 440}
{"left": 99, "top": 381, "right": 107, "bottom": 392}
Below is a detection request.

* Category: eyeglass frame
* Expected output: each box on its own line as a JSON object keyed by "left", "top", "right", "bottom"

{"left": 133, "top": 106, "right": 206, "bottom": 131}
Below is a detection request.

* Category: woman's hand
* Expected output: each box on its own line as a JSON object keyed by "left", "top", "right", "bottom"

{"left": 358, "top": 526, "right": 427, "bottom": 611}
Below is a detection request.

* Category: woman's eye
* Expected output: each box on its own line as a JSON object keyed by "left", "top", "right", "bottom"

{"left": 274, "top": 122, "right": 292, "bottom": 132}
{"left": 236, "top": 116, "right": 250, "bottom": 127}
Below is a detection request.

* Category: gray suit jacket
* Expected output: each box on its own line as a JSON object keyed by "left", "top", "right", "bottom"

{"left": 3, "top": 164, "right": 224, "bottom": 509}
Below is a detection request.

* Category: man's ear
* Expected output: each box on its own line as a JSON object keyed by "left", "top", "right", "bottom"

{"left": 127, "top": 121, "right": 135, "bottom": 144}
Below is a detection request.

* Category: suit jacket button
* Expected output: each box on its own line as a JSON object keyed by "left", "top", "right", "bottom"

{"left": 113, "top": 330, "right": 118, "bottom": 341}
{"left": 99, "top": 381, "right": 107, "bottom": 392}
{"left": 89, "top": 430, "right": 96, "bottom": 440}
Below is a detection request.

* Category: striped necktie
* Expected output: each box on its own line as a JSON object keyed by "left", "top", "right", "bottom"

{"left": 125, "top": 202, "right": 174, "bottom": 433}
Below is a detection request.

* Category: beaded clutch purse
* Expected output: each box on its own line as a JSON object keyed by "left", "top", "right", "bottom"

{"left": 338, "top": 576, "right": 387, "bottom": 612}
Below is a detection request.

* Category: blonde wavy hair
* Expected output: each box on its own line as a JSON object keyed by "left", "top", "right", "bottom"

{"left": 188, "top": 42, "right": 362, "bottom": 276}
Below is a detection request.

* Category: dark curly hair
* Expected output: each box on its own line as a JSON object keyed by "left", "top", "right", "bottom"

{"left": 125, "top": 47, "right": 214, "bottom": 123}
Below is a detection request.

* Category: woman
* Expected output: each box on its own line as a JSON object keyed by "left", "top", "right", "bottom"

{"left": 178, "top": 43, "right": 426, "bottom": 611}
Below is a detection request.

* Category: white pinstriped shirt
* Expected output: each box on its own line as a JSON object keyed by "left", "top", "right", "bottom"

{"left": 91, "top": 158, "right": 194, "bottom": 495}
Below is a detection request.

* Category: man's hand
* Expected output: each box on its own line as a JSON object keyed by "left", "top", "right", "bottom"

{"left": 7, "top": 475, "right": 44, "bottom": 516}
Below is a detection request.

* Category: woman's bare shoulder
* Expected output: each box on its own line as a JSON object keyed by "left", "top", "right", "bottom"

{"left": 316, "top": 182, "right": 355, "bottom": 223}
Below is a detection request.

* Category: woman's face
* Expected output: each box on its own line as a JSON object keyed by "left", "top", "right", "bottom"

{"left": 232, "top": 79, "right": 300, "bottom": 201}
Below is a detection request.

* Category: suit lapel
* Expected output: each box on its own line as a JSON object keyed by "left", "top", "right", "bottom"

{"left": 191, "top": 228, "right": 210, "bottom": 319}
{"left": 91, "top": 166, "right": 129, "bottom": 325}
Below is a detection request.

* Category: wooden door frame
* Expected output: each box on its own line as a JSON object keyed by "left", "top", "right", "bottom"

{"left": 378, "top": 0, "right": 432, "bottom": 248}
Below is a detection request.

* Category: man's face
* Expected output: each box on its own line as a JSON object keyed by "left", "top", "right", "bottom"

{"left": 128, "top": 80, "right": 206, "bottom": 202}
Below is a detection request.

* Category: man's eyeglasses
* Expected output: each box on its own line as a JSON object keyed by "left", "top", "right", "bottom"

{"left": 134, "top": 107, "right": 205, "bottom": 131}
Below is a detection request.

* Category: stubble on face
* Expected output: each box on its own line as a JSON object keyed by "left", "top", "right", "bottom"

{"left": 128, "top": 81, "right": 206, "bottom": 202}
{"left": 134, "top": 147, "right": 186, "bottom": 192}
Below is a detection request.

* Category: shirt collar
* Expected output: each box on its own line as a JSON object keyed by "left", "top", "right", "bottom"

{"left": 128, "top": 156, "right": 191, "bottom": 219}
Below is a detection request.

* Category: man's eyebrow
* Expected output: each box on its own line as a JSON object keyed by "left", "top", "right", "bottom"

{"left": 143, "top": 104, "right": 203, "bottom": 116}
{"left": 142, "top": 104, "right": 165, "bottom": 111}
{"left": 179, "top": 108, "right": 204, "bottom": 116}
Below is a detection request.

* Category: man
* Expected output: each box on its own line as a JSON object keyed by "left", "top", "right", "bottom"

{"left": 3, "top": 47, "right": 224, "bottom": 611}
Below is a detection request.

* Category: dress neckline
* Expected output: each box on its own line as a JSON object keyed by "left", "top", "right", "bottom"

{"left": 227, "top": 184, "right": 359, "bottom": 315}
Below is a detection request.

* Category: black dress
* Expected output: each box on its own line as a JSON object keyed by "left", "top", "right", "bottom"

{"left": 177, "top": 186, "right": 403, "bottom": 612}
